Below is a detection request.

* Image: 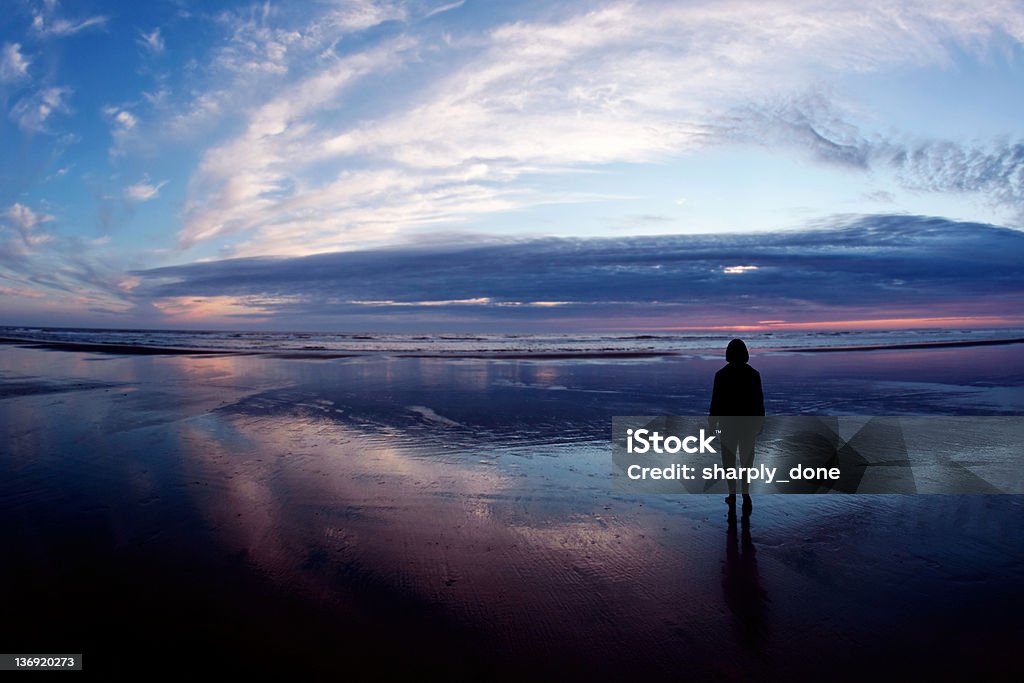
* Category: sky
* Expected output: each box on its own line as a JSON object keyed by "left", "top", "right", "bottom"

{"left": 1, "top": 0, "right": 1023, "bottom": 332}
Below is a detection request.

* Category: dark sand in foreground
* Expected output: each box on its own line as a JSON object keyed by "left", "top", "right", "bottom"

{"left": 2, "top": 344, "right": 1023, "bottom": 679}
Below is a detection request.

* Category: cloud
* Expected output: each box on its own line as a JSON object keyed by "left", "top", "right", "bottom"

{"left": 211, "top": 7, "right": 298, "bottom": 76}
{"left": 131, "top": 214, "right": 1024, "bottom": 328}
{"left": 863, "top": 190, "right": 895, "bottom": 203}
{"left": 0, "top": 43, "right": 31, "bottom": 82}
{"left": 206, "top": 0, "right": 404, "bottom": 78}
{"left": 723, "top": 93, "right": 873, "bottom": 168}
{"left": 726, "top": 94, "right": 1024, "bottom": 220}
{"left": 167, "top": 0, "right": 1024, "bottom": 258}
{"left": 0, "top": 212, "right": 136, "bottom": 320}
{"left": 3, "top": 203, "right": 54, "bottom": 245}
{"left": 324, "top": 0, "right": 406, "bottom": 31}
{"left": 124, "top": 179, "right": 167, "bottom": 202}
{"left": 32, "top": 1, "right": 107, "bottom": 37}
{"left": 149, "top": 1, "right": 408, "bottom": 143}
{"left": 891, "top": 140, "right": 1024, "bottom": 219}
{"left": 102, "top": 107, "right": 138, "bottom": 155}
{"left": 178, "top": 35, "right": 418, "bottom": 249}
{"left": 9, "top": 86, "right": 71, "bottom": 132}
{"left": 0, "top": 285, "right": 45, "bottom": 299}
{"left": 1, "top": 203, "right": 54, "bottom": 266}
{"left": 114, "top": 110, "right": 136, "bottom": 129}
{"left": 425, "top": 1, "right": 465, "bottom": 19}
{"left": 137, "top": 28, "right": 165, "bottom": 54}
{"left": 10, "top": 2, "right": 1024, "bottom": 330}
{"left": 125, "top": 179, "right": 168, "bottom": 202}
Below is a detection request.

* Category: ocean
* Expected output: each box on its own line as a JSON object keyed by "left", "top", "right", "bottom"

{"left": 3, "top": 324, "right": 1023, "bottom": 356}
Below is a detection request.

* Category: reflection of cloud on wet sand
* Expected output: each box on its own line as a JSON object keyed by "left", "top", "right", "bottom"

{"left": 172, "top": 404, "right": 510, "bottom": 593}
{"left": 170, "top": 398, "right": 740, "bottom": 668}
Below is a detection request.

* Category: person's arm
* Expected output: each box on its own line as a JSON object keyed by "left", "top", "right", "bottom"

{"left": 754, "top": 371, "right": 765, "bottom": 416}
{"left": 754, "top": 371, "right": 765, "bottom": 433}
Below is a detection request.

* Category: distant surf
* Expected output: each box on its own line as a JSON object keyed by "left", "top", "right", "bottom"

{"left": 1, "top": 326, "right": 1023, "bottom": 358}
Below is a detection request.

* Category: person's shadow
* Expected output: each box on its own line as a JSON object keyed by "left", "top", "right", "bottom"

{"left": 722, "top": 499, "right": 768, "bottom": 651}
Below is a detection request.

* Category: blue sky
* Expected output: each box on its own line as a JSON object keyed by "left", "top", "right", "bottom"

{"left": 1, "top": 0, "right": 1023, "bottom": 331}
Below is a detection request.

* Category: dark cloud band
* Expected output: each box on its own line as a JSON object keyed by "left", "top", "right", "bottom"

{"left": 129, "top": 214, "right": 1024, "bottom": 327}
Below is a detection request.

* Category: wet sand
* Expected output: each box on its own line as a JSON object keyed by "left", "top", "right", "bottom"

{"left": 1, "top": 345, "right": 1023, "bottom": 678}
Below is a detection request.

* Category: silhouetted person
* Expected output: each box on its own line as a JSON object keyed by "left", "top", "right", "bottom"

{"left": 709, "top": 339, "right": 765, "bottom": 506}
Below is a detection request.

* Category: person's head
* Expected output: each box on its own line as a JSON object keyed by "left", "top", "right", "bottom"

{"left": 725, "top": 338, "right": 749, "bottom": 364}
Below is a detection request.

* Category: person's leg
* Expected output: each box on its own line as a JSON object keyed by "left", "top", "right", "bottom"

{"left": 721, "top": 432, "right": 738, "bottom": 500}
{"left": 738, "top": 435, "right": 756, "bottom": 496}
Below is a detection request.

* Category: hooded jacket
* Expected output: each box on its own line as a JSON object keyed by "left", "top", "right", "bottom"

{"left": 709, "top": 339, "right": 765, "bottom": 418}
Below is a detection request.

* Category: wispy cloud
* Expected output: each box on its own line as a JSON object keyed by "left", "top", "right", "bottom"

{"left": 125, "top": 178, "right": 168, "bottom": 202}
{"left": 137, "top": 28, "right": 165, "bottom": 55}
{"left": 167, "top": 0, "right": 1024, "bottom": 258}
{"left": 178, "top": 35, "right": 419, "bottom": 250}
{"left": 3, "top": 203, "right": 53, "bottom": 246}
{"left": 425, "top": 1, "right": 465, "bottom": 19}
{"left": 102, "top": 106, "right": 139, "bottom": 156}
{"left": 323, "top": 0, "right": 407, "bottom": 31}
{"left": 0, "top": 204, "right": 136, "bottom": 319}
{"left": 891, "top": 140, "right": 1024, "bottom": 219}
{"left": 0, "top": 43, "right": 31, "bottom": 82}
{"left": 116, "top": 111, "right": 137, "bottom": 129}
{"left": 726, "top": 93, "right": 1024, "bottom": 220}
{"left": 149, "top": 2, "right": 408, "bottom": 142}
{"left": 9, "top": 86, "right": 71, "bottom": 133}
{"left": 32, "top": 1, "right": 107, "bottom": 37}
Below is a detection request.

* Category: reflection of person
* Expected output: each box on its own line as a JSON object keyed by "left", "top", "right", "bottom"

{"left": 709, "top": 339, "right": 765, "bottom": 506}
{"left": 722, "top": 498, "right": 767, "bottom": 649}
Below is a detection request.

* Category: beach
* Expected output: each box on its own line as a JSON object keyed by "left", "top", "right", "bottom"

{"left": 2, "top": 340, "right": 1023, "bottom": 678}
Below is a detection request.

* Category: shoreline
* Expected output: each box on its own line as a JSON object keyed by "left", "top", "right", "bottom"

{"left": 778, "top": 336, "right": 1024, "bottom": 353}
{"left": 2, "top": 334, "right": 1023, "bottom": 359}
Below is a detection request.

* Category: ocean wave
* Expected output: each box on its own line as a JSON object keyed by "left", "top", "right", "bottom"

{"left": 2, "top": 326, "right": 1023, "bottom": 358}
